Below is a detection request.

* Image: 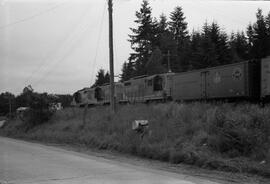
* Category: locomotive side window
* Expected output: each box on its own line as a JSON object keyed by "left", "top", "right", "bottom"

{"left": 147, "top": 79, "right": 153, "bottom": 86}
{"left": 153, "top": 76, "right": 163, "bottom": 91}
{"left": 94, "top": 87, "right": 103, "bottom": 101}
{"left": 74, "top": 92, "right": 82, "bottom": 103}
{"left": 124, "top": 82, "right": 131, "bottom": 86}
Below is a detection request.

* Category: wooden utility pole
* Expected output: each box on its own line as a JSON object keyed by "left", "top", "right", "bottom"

{"left": 9, "top": 95, "right": 11, "bottom": 117}
{"left": 167, "top": 50, "right": 172, "bottom": 73}
{"left": 108, "top": 0, "right": 116, "bottom": 113}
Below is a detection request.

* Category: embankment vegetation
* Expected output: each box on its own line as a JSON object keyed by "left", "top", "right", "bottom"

{"left": 1, "top": 103, "right": 270, "bottom": 177}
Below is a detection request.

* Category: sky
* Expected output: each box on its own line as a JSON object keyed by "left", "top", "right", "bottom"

{"left": 0, "top": 0, "right": 269, "bottom": 95}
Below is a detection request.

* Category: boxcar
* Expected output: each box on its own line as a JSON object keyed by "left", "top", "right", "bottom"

{"left": 172, "top": 60, "right": 260, "bottom": 101}
{"left": 261, "top": 57, "right": 270, "bottom": 101}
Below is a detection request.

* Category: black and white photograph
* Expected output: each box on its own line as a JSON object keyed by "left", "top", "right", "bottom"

{"left": 0, "top": 0, "right": 270, "bottom": 183}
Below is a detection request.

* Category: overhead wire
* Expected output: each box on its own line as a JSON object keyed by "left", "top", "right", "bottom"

{"left": 89, "top": 0, "right": 107, "bottom": 85}
{"left": 22, "top": 4, "right": 93, "bottom": 89}
{"left": 30, "top": 4, "right": 95, "bottom": 88}
{"left": 0, "top": 2, "right": 65, "bottom": 30}
{"left": 32, "top": 19, "right": 94, "bottom": 88}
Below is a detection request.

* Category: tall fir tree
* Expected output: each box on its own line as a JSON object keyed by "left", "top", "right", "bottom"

{"left": 121, "top": 59, "right": 135, "bottom": 81}
{"left": 156, "top": 13, "right": 177, "bottom": 72}
{"left": 145, "top": 47, "right": 167, "bottom": 75}
{"left": 189, "top": 30, "right": 204, "bottom": 69}
{"left": 128, "top": 0, "right": 158, "bottom": 76}
{"left": 229, "top": 31, "right": 249, "bottom": 61}
{"left": 200, "top": 22, "right": 219, "bottom": 67}
{"left": 195, "top": 21, "right": 231, "bottom": 68}
{"left": 246, "top": 23, "right": 254, "bottom": 58}
{"left": 157, "top": 14, "right": 168, "bottom": 38}
{"left": 169, "top": 6, "right": 190, "bottom": 71}
{"left": 210, "top": 22, "right": 232, "bottom": 65}
{"left": 252, "top": 9, "right": 268, "bottom": 58}
{"left": 266, "top": 12, "right": 270, "bottom": 56}
{"left": 92, "top": 69, "right": 110, "bottom": 87}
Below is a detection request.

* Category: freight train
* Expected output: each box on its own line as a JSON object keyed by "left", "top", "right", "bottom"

{"left": 72, "top": 57, "right": 270, "bottom": 107}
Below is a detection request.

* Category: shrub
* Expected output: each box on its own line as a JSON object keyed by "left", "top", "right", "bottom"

{"left": 207, "top": 105, "right": 270, "bottom": 159}
{"left": 22, "top": 108, "right": 53, "bottom": 130}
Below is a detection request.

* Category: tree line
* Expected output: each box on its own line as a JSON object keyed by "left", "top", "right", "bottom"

{"left": 0, "top": 85, "right": 72, "bottom": 117}
{"left": 93, "top": 0, "right": 270, "bottom": 84}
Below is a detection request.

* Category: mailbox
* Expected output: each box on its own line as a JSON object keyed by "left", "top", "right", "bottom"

{"left": 132, "top": 120, "right": 149, "bottom": 130}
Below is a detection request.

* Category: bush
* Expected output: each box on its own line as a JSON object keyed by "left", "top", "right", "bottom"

{"left": 207, "top": 105, "right": 270, "bottom": 159}
{"left": 22, "top": 108, "right": 53, "bottom": 130}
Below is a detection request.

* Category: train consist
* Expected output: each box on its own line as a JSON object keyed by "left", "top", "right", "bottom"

{"left": 72, "top": 57, "right": 270, "bottom": 106}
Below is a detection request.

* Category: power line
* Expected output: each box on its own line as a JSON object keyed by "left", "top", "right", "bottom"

{"left": 23, "top": 4, "right": 92, "bottom": 88}
{"left": 32, "top": 11, "right": 95, "bottom": 88}
{"left": 90, "top": 0, "right": 107, "bottom": 84}
{"left": 0, "top": 2, "right": 65, "bottom": 30}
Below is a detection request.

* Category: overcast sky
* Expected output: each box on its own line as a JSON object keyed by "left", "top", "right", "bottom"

{"left": 0, "top": 0, "right": 269, "bottom": 95}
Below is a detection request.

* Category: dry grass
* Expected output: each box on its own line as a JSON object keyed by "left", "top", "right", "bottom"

{"left": 1, "top": 102, "right": 270, "bottom": 177}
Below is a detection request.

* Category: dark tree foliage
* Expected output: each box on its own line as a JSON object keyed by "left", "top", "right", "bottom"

{"left": 55, "top": 94, "right": 73, "bottom": 108}
{"left": 189, "top": 30, "right": 204, "bottom": 69}
{"left": 15, "top": 87, "right": 54, "bottom": 129}
{"left": 121, "top": 59, "right": 136, "bottom": 81}
{"left": 157, "top": 14, "right": 168, "bottom": 36}
{"left": 169, "top": 6, "right": 190, "bottom": 71}
{"left": 121, "top": 3, "right": 270, "bottom": 82}
{"left": 189, "top": 22, "right": 232, "bottom": 69}
{"left": 247, "top": 9, "right": 270, "bottom": 59}
{"left": 146, "top": 47, "right": 167, "bottom": 75}
{"left": 229, "top": 31, "right": 249, "bottom": 61}
{"left": 156, "top": 14, "right": 178, "bottom": 72}
{"left": 128, "top": 0, "right": 158, "bottom": 76}
{"left": 0, "top": 92, "right": 15, "bottom": 116}
{"left": 246, "top": 23, "right": 254, "bottom": 57}
{"left": 265, "top": 12, "right": 270, "bottom": 56}
{"left": 92, "top": 69, "right": 110, "bottom": 87}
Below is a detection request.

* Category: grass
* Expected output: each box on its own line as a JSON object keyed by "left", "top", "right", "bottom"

{"left": 1, "top": 102, "right": 270, "bottom": 177}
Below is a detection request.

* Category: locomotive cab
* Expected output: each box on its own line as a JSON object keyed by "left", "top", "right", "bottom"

{"left": 153, "top": 75, "right": 163, "bottom": 91}
{"left": 144, "top": 73, "right": 174, "bottom": 102}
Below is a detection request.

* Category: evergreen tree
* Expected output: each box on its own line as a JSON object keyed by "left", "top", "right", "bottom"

{"left": 247, "top": 9, "right": 270, "bottom": 59}
{"left": 157, "top": 14, "right": 168, "bottom": 37}
{"left": 246, "top": 23, "right": 254, "bottom": 58}
{"left": 266, "top": 12, "right": 270, "bottom": 56}
{"left": 210, "top": 22, "right": 231, "bottom": 65}
{"left": 229, "top": 31, "right": 249, "bottom": 61}
{"left": 92, "top": 69, "right": 110, "bottom": 87}
{"left": 158, "top": 32, "right": 177, "bottom": 72}
{"left": 196, "top": 22, "right": 231, "bottom": 67}
{"left": 0, "top": 92, "right": 15, "bottom": 116}
{"left": 169, "top": 6, "right": 190, "bottom": 71}
{"left": 198, "top": 22, "right": 219, "bottom": 67}
{"left": 128, "top": 0, "right": 158, "bottom": 76}
{"left": 146, "top": 47, "right": 167, "bottom": 75}
{"left": 121, "top": 59, "right": 135, "bottom": 81}
{"left": 156, "top": 13, "right": 177, "bottom": 72}
{"left": 252, "top": 9, "right": 269, "bottom": 58}
{"left": 189, "top": 30, "right": 204, "bottom": 69}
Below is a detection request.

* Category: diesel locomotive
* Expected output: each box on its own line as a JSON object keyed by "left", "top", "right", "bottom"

{"left": 72, "top": 57, "right": 270, "bottom": 107}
